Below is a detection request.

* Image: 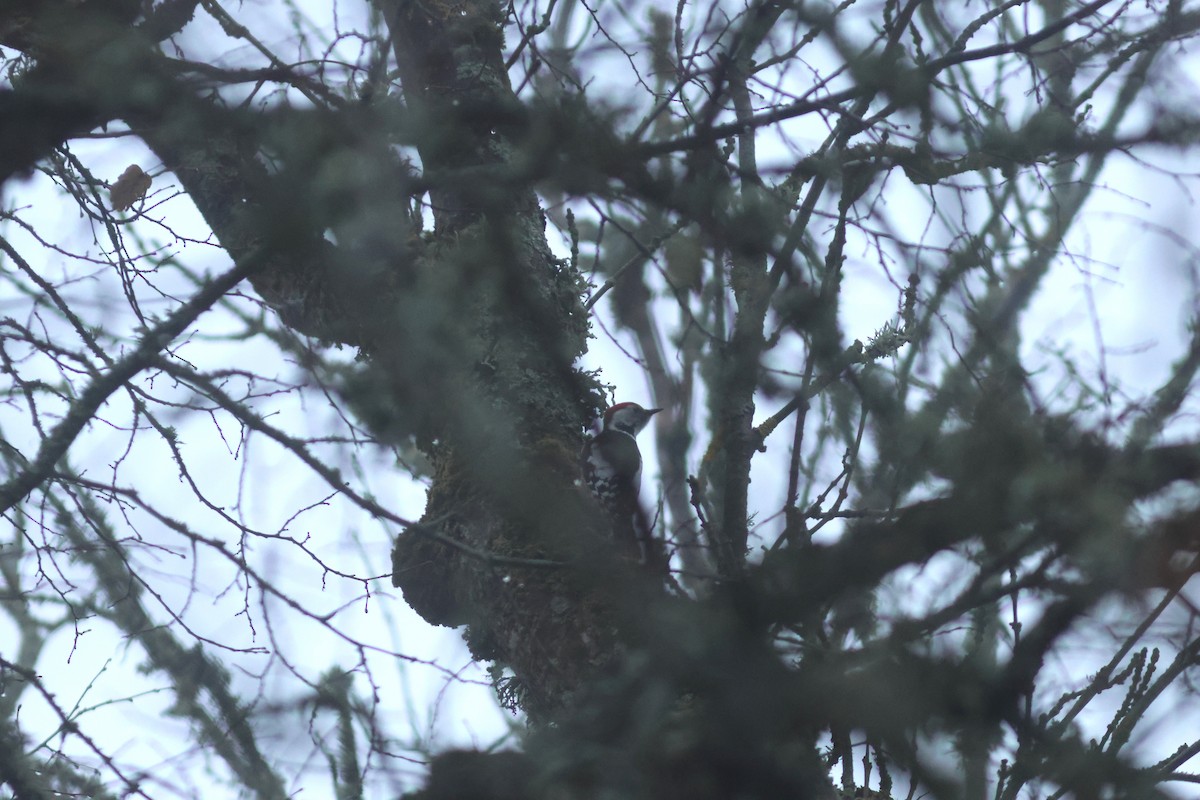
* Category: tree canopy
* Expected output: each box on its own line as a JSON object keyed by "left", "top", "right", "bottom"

{"left": 3, "top": 0, "right": 1200, "bottom": 798}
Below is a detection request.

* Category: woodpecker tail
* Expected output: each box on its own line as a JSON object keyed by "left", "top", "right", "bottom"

{"left": 630, "top": 504, "right": 670, "bottom": 578}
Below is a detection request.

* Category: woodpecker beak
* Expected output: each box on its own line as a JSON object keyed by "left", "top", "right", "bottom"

{"left": 647, "top": 408, "right": 663, "bottom": 418}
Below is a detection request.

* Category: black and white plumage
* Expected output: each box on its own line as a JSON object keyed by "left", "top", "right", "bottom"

{"left": 581, "top": 402, "right": 662, "bottom": 560}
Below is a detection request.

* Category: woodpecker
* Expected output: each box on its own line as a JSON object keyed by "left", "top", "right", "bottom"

{"left": 581, "top": 402, "right": 662, "bottom": 561}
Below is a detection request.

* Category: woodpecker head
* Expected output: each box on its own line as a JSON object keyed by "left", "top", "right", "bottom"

{"left": 602, "top": 402, "right": 661, "bottom": 437}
